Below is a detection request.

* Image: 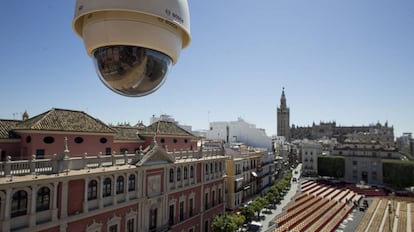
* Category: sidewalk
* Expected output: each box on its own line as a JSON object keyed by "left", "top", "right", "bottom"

{"left": 250, "top": 164, "right": 302, "bottom": 232}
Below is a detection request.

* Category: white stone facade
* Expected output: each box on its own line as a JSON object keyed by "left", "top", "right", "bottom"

{"left": 205, "top": 118, "right": 272, "bottom": 150}
{"left": 300, "top": 140, "right": 323, "bottom": 176}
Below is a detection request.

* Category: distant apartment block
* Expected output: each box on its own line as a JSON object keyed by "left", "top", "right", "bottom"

{"left": 205, "top": 118, "right": 272, "bottom": 150}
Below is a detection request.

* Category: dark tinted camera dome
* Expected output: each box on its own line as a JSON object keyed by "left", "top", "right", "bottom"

{"left": 93, "top": 46, "right": 172, "bottom": 97}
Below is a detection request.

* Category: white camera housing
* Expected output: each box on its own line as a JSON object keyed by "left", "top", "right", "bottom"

{"left": 72, "top": 0, "right": 191, "bottom": 97}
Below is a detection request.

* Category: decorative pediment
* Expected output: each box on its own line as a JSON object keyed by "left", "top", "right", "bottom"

{"left": 136, "top": 143, "right": 175, "bottom": 166}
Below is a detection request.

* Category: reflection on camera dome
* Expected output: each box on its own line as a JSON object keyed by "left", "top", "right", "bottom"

{"left": 93, "top": 46, "right": 172, "bottom": 97}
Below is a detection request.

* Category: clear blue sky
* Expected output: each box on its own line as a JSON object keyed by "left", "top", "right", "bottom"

{"left": 0, "top": 0, "right": 413, "bottom": 137}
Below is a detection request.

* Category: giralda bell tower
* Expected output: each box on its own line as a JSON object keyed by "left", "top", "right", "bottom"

{"left": 277, "top": 87, "right": 290, "bottom": 141}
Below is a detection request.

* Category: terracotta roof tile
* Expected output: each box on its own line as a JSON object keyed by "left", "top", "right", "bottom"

{"left": 0, "top": 119, "right": 20, "bottom": 139}
{"left": 112, "top": 126, "right": 144, "bottom": 141}
{"left": 138, "top": 120, "right": 195, "bottom": 137}
{"left": 13, "top": 108, "right": 115, "bottom": 134}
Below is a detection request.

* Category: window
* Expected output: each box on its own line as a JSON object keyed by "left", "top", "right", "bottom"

{"left": 169, "top": 205, "right": 175, "bottom": 225}
{"left": 184, "top": 167, "right": 188, "bottom": 180}
{"left": 218, "top": 189, "right": 222, "bottom": 203}
{"left": 105, "top": 147, "right": 112, "bottom": 155}
{"left": 74, "top": 137, "right": 84, "bottom": 144}
{"left": 26, "top": 136, "right": 31, "bottom": 143}
{"left": 36, "top": 149, "right": 45, "bottom": 159}
{"left": 210, "top": 163, "right": 213, "bottom": 174}
{"left": 128, "top": 175, "right": 136, "bottom": 192}
{"left": 43, "top": 136, "right": 55, "bottom": 144}
{"left": 190, "top": 166, "right": 194, "bottom": 178}
{"left": 372, "top": 171, "right": 377, "bottom": 180}
{"left": 177, "top": 167, "right": 181, "bottom": 181}
{"left": 116, "top": 176, "right": 124, "bottom": 194}
{"left": 36, "top": 187, "right": 50, "bottom": 211}
{"left": 127, "top": 219, "right": 135, "bottom": 232}
{"left": 169, "top": 168, "right": 174, "bottom": 183}
{"left": 204, "top": 220, "right": 209, "bottom": 232}
{"left": 184, "top": 139, "right": 188, "bottom": 143}
{"left": 160, "top": 138, "right": 165, "bottom": 143}
{"left": 150, "top": 208, "right": 157, "bottom": 229}
{"left": 109, "top": 225, "right": 117, "bottom": 232}
{"left": 189, "top": 198, "right": 194, "bottom": 217}
{"left": 180, "top": 201, "right": 184, "bottom": 222}
{"left": 215, "top": 163, "right": 218, "bottom": 172}
{"left": 219, "top": 162, "right": 222, "bottom": 172}
{"left": 100, "top": 137, "right": 108, "bottom": 144}
{"left": 212, "top": 190, "right": 216, "bottom": 206}
{"left": 173, "top": 138, "right": 177, "bottom": 143}
{"left": 205, "top": 164, "right": 208, "bottom": 175}
{"left": 103, "top": 178, "right": 112, "bottom": 197}
{"left": 88, "top": 180, "right": 98, "bottom": 200}
{"left": 12, "top": 190, "right": 27, "bottom": 217}
{"left": 205, "top": 193, "right": 209, "bottom": 210}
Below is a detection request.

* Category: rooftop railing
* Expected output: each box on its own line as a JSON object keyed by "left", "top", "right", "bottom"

{"left": 0, "top": 147, "right": 225, "bottom": 178}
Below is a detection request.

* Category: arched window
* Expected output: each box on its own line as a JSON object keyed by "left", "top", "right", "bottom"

{"left": 11, "top": 190, "right": 27, "bottom": 217}
{"left": 190, "top": 166, "right": 194, "bottom": 178}
{"left": 103, "top": 178, "right": 112, "bottom": 197}
{"left": 36, "top": 187, "right": 50, "bottom": 211}
{"left": 184, "top": 167, "right": 188, "bottom": 180}
{"left": 128, "top": 175, "right": 136, "bottom": 192}
{"left": 116, "top": 176, "right": 124, "bottom": 194}
{"left": 177, "top": 167, "right": 181, "bottom": 181}
{"left": 169, "top": 168, "right": 174, "bottom": 183}
{"left": 88, "top": 180, "right": 98, "bottom": 200}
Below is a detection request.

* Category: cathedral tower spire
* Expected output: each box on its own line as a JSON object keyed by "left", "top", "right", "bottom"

{"left": 277, "top": 87, "right": 290, "bottom": 141}
{"left": 280, "top": 87, "right": 287, "bottom": 108}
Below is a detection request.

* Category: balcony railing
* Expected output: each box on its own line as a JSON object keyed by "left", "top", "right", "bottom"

{"left": 0, "top": 147, "right": 225, "bottom": 178}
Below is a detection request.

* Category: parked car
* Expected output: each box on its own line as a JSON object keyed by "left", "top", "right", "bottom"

{"left": 247, "top": 222, "right": 263, "bottom": 232}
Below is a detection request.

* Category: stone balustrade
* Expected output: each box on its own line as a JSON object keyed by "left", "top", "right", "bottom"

{"left": 0, "top": 147, "right": 225, "bottom": 177}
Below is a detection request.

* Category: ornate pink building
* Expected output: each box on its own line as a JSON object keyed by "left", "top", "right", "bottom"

{"left": 0, "top": 109, "right": 226, "bottom": 232}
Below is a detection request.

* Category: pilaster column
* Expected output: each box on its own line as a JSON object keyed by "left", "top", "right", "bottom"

{"left": 60, "top": 223, "right": 67, "bottom": 232}
{"left": 2, "top": 188, "right": 12, "bottom": 232}
{"left": 83, "top": 178, "right": 89, "bottom": 213}
{"left": 60, "top": 181, "right": 68, "bottom": 218}
{"left": 112, "top": 176, "right": 117, "bottom": 206}
{"left": 0, "top": 193, "right": 5, "bottom": 221}
{"left": 29, "top": 185, "right": 37, "bottom": 227}
{"left": 52, "top": 182, "right": 58, "bottom": 221}
{"left": 125, "top": 174, "right": 130, "bottom": 201}
{"left": 98, "top": 176, "right": 103, "bottom": 209}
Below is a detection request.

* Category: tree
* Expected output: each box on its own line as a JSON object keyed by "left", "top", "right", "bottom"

{"left": 211, "top": 214, "right": 245, "bottom": 232}
{"left": 265, "top": 191, "right": 275, "bottom": 207}
{"left": 231, "top": 214, "right": 245, "bottom": 227}
{"left": 317, "top": 156, "right": 345, "bottom": 178}
{"left": 211, "top": 214, "right": 239, "bottom": 232}
{"left": 251, "top": 197, "right": 268, "bottom": 219}
{"left": 240, "top": 205, "right": 255, "bottom": 222}
{"left": 383, "top": 160, "right": 414, "bottom": 189}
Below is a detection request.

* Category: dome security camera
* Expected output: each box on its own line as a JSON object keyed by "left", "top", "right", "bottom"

{"left": 72, "top": 0, "right": 191, "bottom": 97}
